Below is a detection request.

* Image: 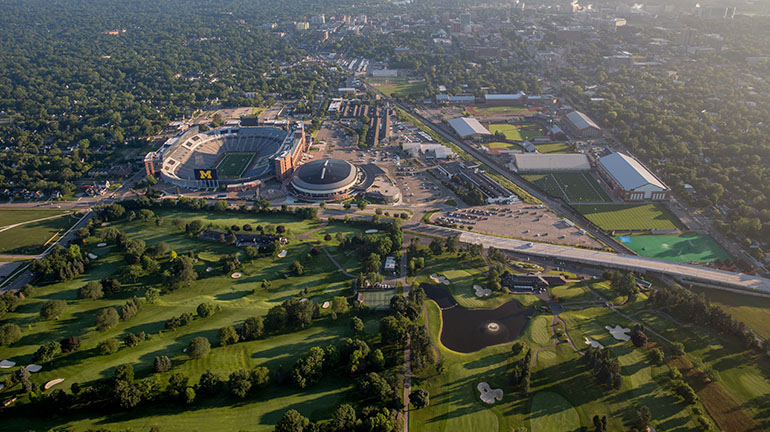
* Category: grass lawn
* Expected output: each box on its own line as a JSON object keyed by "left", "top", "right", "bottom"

{"left": 489, "top": 123, "right": 545, "bottom": 142}
{"left": 215, "top": 152, "right": 255, "bottom": 178}
{"left": 487, "top": 141, "right": 521, "bottom": 151}
{"left": 535, "top": 142, "right": 571, "bottom": 154}
{"left": 522, "top": 172, "right": 611, "bottom": 203}
{"left": 690, "top": 286, "right": 770, "bottom": 339}
{"left": 574, "top": 203, "right": 683, "bottom": 231}
{"left": 618, "top": 234, "right": 730, "bottom": 264}
{"left": 0, "top": 213, "right": 78, "bottom": 254}
{"left": 0, "top": 211, "right": 383, "bottom": 431}
{"left": 367, "top": 78, "right": 426, "bottom": 98}
{"left": 0, "top": 209, "right": 70, "bottom": 227}
{"left": 550, "top": 282, "right": 595, "bottom": 303}
{"left": 529, "top": 391, "right": 580, "bottom": 431}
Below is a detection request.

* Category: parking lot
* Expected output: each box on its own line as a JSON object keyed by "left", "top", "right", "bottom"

{"left": 432, "top": 203, "right": 604, "bottom": 249}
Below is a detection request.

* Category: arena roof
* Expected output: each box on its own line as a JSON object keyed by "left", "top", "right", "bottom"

{"left": 512, "top": 153, "right": 590, "bottom": 172}
{"left": 484, "top": 92, "right": 526, "bottom": 101}
{"left": 565, "top": 110, "right": 600, "bottom": 131}
{"left": 291, "top": 158, "right": 358, "bottom": 192}
{"left": 599, "top": 152, "right": 668, "bottom": 191}
{"left": 448, "top": 117, "right": 491, "bottom": 138}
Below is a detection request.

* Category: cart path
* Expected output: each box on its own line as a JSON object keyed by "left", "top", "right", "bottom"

{"left": 320, "top": 245, "right": 356, "bottom": 278}
{"left": 295, "top": 220, "right": 329, "bottom": 240}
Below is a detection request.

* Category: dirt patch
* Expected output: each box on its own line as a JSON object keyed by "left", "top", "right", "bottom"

{"left": 670, "top": 356, "right": 758, "bottom": 432}
{"left": 424, "top": 284, "right": 534, "bottom": 353}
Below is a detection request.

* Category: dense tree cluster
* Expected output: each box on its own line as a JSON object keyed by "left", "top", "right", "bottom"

{"left": 583, "top": 346, "right": 621, "bottom": 390}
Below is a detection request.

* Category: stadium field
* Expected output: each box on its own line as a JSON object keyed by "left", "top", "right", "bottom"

{"left": 522, "top": 172, "right": 611, "bottom": 203}
{"left": 617, "top": 233, "right": 730, "bottom": 264}
{"left": 216, "top": 152, "right": 255, "bottom": 178}
{"left": 489, "top": 123, "right": 546, "bottom": 141}
{"left": 574, "top": 204, "right": 682, "bottom": 231}
{"left": 488, "top": 141, "right": 521, "bottom": 151}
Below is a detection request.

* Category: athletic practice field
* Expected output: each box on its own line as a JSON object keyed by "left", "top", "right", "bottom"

{"left": 366, "top": 77, "right": 426, "bottom": 97}
{"left": 216, "top": 152, "right": 255, "bottom": 178}
{"left": 522, "top": 172, "right": 611, "bottom": 203}
{"left": 489, "top": 123, "right": 546, "bottom": 141}
{"left": 616, "top": 233, "right": 731, "bottom": 264}
{"left": 574, "top": 204, "right": 682, "bottom": 231}
{"left": 535, "top": 142, "right": 571, "bottom": 154}
{"left": 487, "top": 141, "right": 522, "bottom": 151}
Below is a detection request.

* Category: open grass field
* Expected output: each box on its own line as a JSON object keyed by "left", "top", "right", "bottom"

{"left": 0, "top": 213, "right": 78, "bottom": 255}
{"left": 549, "top": 281, "right": 595, "bottom": 303}
{"left": 366, "top": 77, "right": 426, "bottom": 98}
{"left": 690, "top": 286, "right": 770, "bottom": 339}
{"left": 0, "top": 209, "right": 70, "bottom": 227}
{"left": 618, "top": 233, "right": 731, "bottom": 264}
{"left": 0, "top": 210, "right": 390, "bottom": 431}
{"left": 522, "top": 172, "right": 611, "bottom": 203}
{"left": 215, "top": 152, "right": 255, "bottom": 178}
{"left": 488, "top": 123, "right": 546, "bottom": 141}
{"left": 487, "top": 141, "right": 521, "bottom": 151}
{"left": 535, "top": 142, "right": 572, "bottom": 154}
{"left": 574, "top": 203, "right": 683, "bottom": 231}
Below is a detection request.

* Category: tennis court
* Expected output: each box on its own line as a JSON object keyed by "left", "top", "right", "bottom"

{"left": 216, "top": 152, "right": 255, "bottom": 178}
{"left": 617, "top": 233, "right": 731, "bottom": 263}
{"left": 360, "top": 289, "right": 396, "bottom": 310}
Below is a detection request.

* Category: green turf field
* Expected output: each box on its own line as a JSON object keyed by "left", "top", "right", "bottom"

{"left": 522, "top": 172, "right": 611, "bottom": 203}
{"left": 366, "top": 77, "right": 426, "bottom": 97}
{"left": 488, "top": 141, "right": 521, "bottom": 151}
{"left": 0, "top": 209, "right": 70, "bottom": 227}
{"left": 574, "top": 204, "right": 682, "bottom": 231}
{"left": 489, "top": 123, "right": 546, "bottom": 141}
{"left": 0, "top": 212, "right": 77, "bottom": 255}
{"left": 617, "top": 233, "right": 731, "bottom": 263}
{"left": 216, "top": 152, "right": 255, "bottom": 178}
{"left": 535, "top": 142, "right": 571, "bottom": 154}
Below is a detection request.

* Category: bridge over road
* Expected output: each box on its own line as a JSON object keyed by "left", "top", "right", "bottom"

{"left": 452, "top": 229, "right": 770, "bottom": 298}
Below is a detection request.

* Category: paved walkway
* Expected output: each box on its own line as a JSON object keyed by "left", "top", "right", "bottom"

{"left": 0, "top": 213, "right": 71, "bottom": 233}
{"left": 295, "top": 220, "right": 328, "bottom": 240}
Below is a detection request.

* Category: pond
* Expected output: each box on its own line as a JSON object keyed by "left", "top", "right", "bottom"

{"left": 423, "top": 284, "right": 534, "bottom": 353}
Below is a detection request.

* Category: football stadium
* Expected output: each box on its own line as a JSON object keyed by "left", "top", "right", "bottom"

{"left": 145, "top": 123, "right": 309, "bottom": 190}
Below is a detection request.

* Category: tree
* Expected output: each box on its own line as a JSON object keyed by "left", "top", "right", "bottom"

{"left": 99, "top": 338, "right": 121, "bottom": 355}
{"left": 15, "top": 367, "right": 32, "bottom": 393}
{"left": 241, "top": 316, "right": 265, "bottom": 340}
{"left": 40, "top": 299, "right": 66, "bottom": 320}
{"left": 60, "top": 336, "right": 82, "bottom": 353}
{"left": 292, "top": 346, "right": 326, "bottom": 389}
{"left": 184, "top": 387, "right": 197, "bottom": 405}
{"left": 380, "top": 315, "right": 409, "bottom": 346}
{"left": 369, "top": 348, "right": 386, "bottom": 371}
{"left": 229, "top": 369, "right": 252, "bottom": 399}
{"left": 265, "top": 305, "right": 288, "bottom": 331}
{"left": 145, "top": 287, "right": 160, "bottom": 304}
{"left": 251, "top": 366, "right": 270, "bottom": 388}
{"left": 650, "top": 348, "right": 664, "bottom": 364}
{"left": 0, "top": 323, "right": 21, "bottom": 346}
{"left": 114, "top": 380, "right": 142, "bottom": 409}
{"left": 289, "top": 260, "right": 304, "bottom": 276}
{"left": 350, "top": 316, "right": 365, "bottom": 333}
{"left": 410, "top": 388, "right": 430, "bottom": 409}
{"left": 154, "top": 355, "right": 172, "bottom": 373}
{"left": 197, "top": 302, "right": 217, "bottom": 318}
{"left": 275, "top": 409, "right": 310, "bottom": 432}
{"left": 630, "top": 329, "right": 648, "bottom": 347}
{"left": 34, "top": 341, "right": 60, "bottom": 363}
{"left": 198, "top": 370, "right": 223, "bottom": 396}
{"left": 96, "top": 307, "right": 119, "bottom": 331}
{"left": 331, "top": 296, "right": 350, "bottom": 315}
{"left": 330, "top": 404, "right": 357, "bottom": 432}
{"left": 218, "top": 326, "right": 240, "bottom": 346}
{"left": 189, "top": 337, "right": 211, "bottom": 358}
{"left": 363, "top": 253, "right": 381, "bottom": 273}
{"left": 284, "top": 298, "right": 315, "bottom": 328}
{"left": 78, "top": 281, "right": 104, "bottom": 299}
{"left": 634, "top": 406, "right": 651, "bottom": 432}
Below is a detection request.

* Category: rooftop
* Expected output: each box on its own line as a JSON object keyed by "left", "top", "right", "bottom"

{"left": 448, "top": 117, "right": 491, "bottom": 138}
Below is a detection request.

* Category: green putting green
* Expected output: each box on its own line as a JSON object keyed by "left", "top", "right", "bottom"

{"left": 616, "top": 233, "right": 731, "bottom": 263}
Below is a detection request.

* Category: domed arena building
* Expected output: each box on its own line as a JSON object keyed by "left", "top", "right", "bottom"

{"left": 290, "top": 158, "right": 361, "bottom": 201}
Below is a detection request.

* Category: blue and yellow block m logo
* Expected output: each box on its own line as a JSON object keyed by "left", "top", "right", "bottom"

{"left": 194, "top": 169, "right": 218, "bottom": 180}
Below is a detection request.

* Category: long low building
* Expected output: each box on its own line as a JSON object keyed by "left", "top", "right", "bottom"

{"left": 457, "top": 230, "right": 770, "bottom": 298}
{"left": 448, "top": 117, "right": 491, "bottom": 139}
{"left": 563, "top": 110, "right": 602, "bottom": 138}
{"left": 598, "top": 152, "right": 670, "bottom": 201}
{"left": 510, "top": 153, "right": 590, "bottom": 173}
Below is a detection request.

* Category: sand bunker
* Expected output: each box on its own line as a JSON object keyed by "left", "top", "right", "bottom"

{"left": 26, "top": 364, "right": 42, "bottom": 373}
{"left": 44, "top": 378, "right": 64, "bottom": 390}
{"left": 231, "top": 272, "right": 242, "bottom": 279}
{"left": 0, "top": 384, "right": 4, "bottom": 391}
{"left": 365, "top": 229, "right": 379, "bottom": 234}
{"left": 87, "top": 253, "right": 98, "bottom": 259}
{"left": 584, "top": 336, "right": 604, "bottom": 348}
{"left": 474, "top": 284, "right": 492, "bottom": 297}
{"left": 300, "top": 298, "right": 308, "bottom": 302}
{"left": 477, "top": 382, "right": 503, "bottom": 404}
{"left": 96, "top": 242, "right": 107, "bottom": 247}
{"left": 3, "top": 397, "right": 16, "bottom": 407}
{"left": 0, "top": 360, "right": 16, "bottom": 368}
{"left": 277, "top": 250, "right": 287, "bottom": 258}
{"left": 606, "top": 325, "right": 631, "bottom": 341}
{"left": 205, "top": 266, "right": 213, "bottom": 272}
{"left": 322, "top": 301, "right": 330, "bottom": 309}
